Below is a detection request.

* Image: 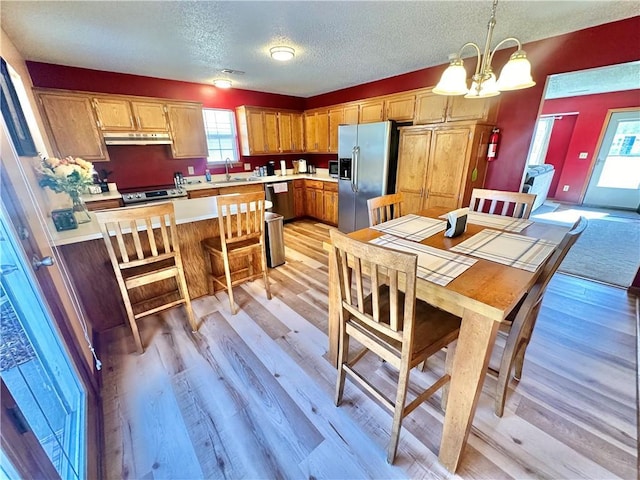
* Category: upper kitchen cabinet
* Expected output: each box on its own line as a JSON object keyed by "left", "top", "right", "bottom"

{"left": 92, "top": 96, "right": 168, "bottom": 132}
{"left": 414, "top": 89, "right": 499, "bottom": 124}
{"left": 236, "top": 106, "right": 287, "bottom": 155}
{"left": 328, "top": 107, "right": 344, "bottom": 153}
{"left": 35, "top": 89, "right": 110, "bottom": 161}
{"left": 304, "top": 109, "right": 329, "bottom": 153}
{"left": 165, "top": 103, "right": 208, "bottom": 158}
{"left": 358, "top": 99, "right": 385, "bottom": 123}
{"left": 343, "top": 104, "right": 359, "bottom": 125}
{"left": 277, "top": 111, "right": 304, "bottom": 153}
{"left": 384, "top": 93, "right": 416, "bottom": 122}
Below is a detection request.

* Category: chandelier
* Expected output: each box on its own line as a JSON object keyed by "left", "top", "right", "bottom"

{"left": 433, "top": 0, "right": 535, "bottom": 99}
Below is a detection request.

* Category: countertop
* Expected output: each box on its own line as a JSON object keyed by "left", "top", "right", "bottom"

{"left": 52, "top": 196, "right": 273, "bottom": 247}
{"left": 82, "top": 171, "right": 338, "bottom": 202}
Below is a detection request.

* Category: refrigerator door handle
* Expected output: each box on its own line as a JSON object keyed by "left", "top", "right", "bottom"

{"left": 352, "top": 146, "right": 360, "bottom": 193}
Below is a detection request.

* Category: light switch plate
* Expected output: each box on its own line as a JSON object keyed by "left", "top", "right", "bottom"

{"left": 579, "top": 152, "right": 588, "bottom": 159}
{"left": 187, "top": 166, "right": 195, "bottom": 175}
{"left": 563, "top": 185, "right": 570, "bottom": 192}
{"left": 244, "top": 163, "right": 251, "bottom": 171}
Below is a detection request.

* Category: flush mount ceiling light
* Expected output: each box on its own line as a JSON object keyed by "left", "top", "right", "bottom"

{"left": 213, "top": 78, "right": 232, "bottom": 88}
{"left": 270, "top": 46, "right": 295, "bottom": 62}
{"left": 433, "top": 0, "right": 535, "bottom": 99}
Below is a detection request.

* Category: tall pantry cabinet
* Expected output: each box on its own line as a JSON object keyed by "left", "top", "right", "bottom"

{"left": 396, "top": 123, "right": 494, "bottom": 212}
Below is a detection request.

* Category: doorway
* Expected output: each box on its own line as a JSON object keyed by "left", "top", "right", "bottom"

{"left": 0, "top": 207, "right": 86, "bottom": 479}
{"left": 582, "top": 109, "right": 640, "bottom": 210}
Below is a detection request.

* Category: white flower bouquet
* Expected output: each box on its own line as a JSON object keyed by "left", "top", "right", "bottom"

{"left": 38, "top": 156, "right": 94, "bottom": 195}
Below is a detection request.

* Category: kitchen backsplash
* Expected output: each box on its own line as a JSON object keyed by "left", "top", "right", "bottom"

{"left": 94, "top": 144, "right": 333, "bottom": 189}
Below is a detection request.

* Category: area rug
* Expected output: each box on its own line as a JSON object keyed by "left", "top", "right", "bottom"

{"left": 553, "top": 216, "right": 640, "bottom": 287}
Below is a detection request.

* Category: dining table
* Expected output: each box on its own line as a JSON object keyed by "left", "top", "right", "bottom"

{"left": 325, "top": 207, "right": 570, "bottom": 473}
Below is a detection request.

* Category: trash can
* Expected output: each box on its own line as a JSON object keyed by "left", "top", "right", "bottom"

{"left": 264, "top": 212, "right": 285, "bottom": 268}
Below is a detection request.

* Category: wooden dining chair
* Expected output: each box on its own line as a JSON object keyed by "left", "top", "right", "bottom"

{"left": 469, "top": 188, "right": 537, "bottom": 219}
{"left": 95, "top": 202, "right": 196, "bottom": 353}
{"left": 202, "top": 191, "right": 271, "bottom": 314}
{"left": 330, "top": 229, "right": 461, "bottom": 463}
{"left": 491, "top": 216, "right": 588, "bottom": 416}
{"left": 367, "top": 192, "right": 404, "bottom": 226}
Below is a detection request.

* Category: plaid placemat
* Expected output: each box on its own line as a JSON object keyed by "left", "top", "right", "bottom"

{"left": 440, "top": 211, "right": 533, "bottom": 232}
{"left": 450, "top": 229, "right": 557, "bottom": 272}
{"left": 371, "top": 214, "right": 447, "bottom": 242}
{"left": 370, "top": 234, "right": 476, "bottom": 286}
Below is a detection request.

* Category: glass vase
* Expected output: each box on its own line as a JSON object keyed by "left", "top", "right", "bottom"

{"left": 68, "top": 191, "right": 92, "bottom": 224}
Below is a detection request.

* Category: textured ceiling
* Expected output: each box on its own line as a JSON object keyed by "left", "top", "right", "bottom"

{"left": 2, "top": 1, "right": 638, "bottom": 98}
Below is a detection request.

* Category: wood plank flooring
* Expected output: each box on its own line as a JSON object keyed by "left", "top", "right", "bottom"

{"left": 99, "top": 219, "right": 638, "bottom": 479}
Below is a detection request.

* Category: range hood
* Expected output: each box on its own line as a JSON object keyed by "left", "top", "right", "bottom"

{"left": 103, "top": 132, "right": 172, "bottom": 145}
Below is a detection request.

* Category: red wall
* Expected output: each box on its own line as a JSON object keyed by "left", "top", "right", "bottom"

{"left": 308, "top": 16, "right": 640, "bottom": 195}
{"left": 27, "top": 62, "right": 309, "bottom": 189}
{"left": 541, "top": 89, "right": 640, "bottom": 203}
{"left": 544, "top": 114, "right": 577, "bottom": 198}
{"left": 27, "top": 16, "right": 640, "bottom": 192}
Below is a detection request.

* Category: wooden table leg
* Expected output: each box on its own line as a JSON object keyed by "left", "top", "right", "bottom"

{"left": 327, "top": 245, "right": 340, "bottom": 367}
{"left": 438, "top": 309, "right": 500, "bottom": 472}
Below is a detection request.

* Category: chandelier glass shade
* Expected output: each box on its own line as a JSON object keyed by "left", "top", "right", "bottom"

{"left": 433, "top": 0, "right": 535, "bottom": 98}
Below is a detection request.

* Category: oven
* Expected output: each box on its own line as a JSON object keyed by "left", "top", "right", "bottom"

{"left": 121, "top": 186, "right": 188, "bottom": 206}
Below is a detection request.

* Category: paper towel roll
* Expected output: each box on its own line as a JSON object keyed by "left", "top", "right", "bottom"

{"left": 280, "top": 160, "right": 287, "bottom": 176}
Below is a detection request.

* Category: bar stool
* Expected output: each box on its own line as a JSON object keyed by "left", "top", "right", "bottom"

{"left": 95, "top": 202, "right": 196, "bottom": 353}
{"left": 202, "top": 191, "right": 272, "bottom": 314}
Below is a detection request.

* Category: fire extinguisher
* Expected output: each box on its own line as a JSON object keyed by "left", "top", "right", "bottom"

{"left": 487, "top": 128, "right": 500, "bottom": 161}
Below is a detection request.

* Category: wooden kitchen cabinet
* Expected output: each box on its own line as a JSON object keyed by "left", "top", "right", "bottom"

{"left": 237, "top": 106, "right": 302, "bottom": 155}
{"left": 304, "top": 109, "right": 330, "bottom": 153}
{"left": 385, "top": 93, "right": 416, "bottom": 121}
{"left": 293, "top": 179, "right": 305, "bottom": 217}
{"left": 343, "top": 104, "right": 359, "bottom": 125}
{"left": 84, "top": 197, "right": 123, "bottom": 211}
{"left": 396, "top": 123, "right": 493, "bottom": 212}
{"left": 359, "top": 99, "right": 385, "bottom": 123}
{"left": 35, "top": 89, "right": 110, "bottom": 161}
{"left": 304, "top": 180, "right": 324, "bottom": 218}
{"left": 322, "top": 181, "right": 339, "bottom": 225}
{"left": 277, "top": 111, "right": 304, "bottom": 153}
{"left": 165, "top": 102, "right": 208, "bottom": 158}
{"left": 328, "top": 107, "right": 344, "bottom": 153}
{"left": 414, "top": 89, "right": 499, "bottom": 124}
{"left": 92, "top": 97, "right": 168, "bottom": 132}
{"left": 218, "top": 183, "right": 264, "bottom": 196}
{"left": 187, "top": 188, "right": 219, "bottom": 199}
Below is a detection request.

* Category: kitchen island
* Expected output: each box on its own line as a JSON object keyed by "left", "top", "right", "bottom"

{"left": 53, "top": 196, "right": 272, "bottom": 331}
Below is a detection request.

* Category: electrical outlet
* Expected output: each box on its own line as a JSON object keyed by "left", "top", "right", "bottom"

{"left": 579, "top": 152, "right": 588, "bottom": 159}
{"left": 563, "top": 185, "right": 570, "bottom": 192}
{"left": 187, "top": 166, "right": 194, "bottom": 175}
{"left": 244, "top": 163, "right": 251, "bottom": 171}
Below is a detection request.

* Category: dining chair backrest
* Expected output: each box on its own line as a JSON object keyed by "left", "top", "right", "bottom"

{"left": 96, "top": 201, "right": 180, "bottom": 270}
{"left": 215, "top": 191, "right": 267, "bottom": 248}
{"left": 469, "top": 188, "right": 537, "bottom": 219}
{"left": 367, "top": 192, "right": 404, "bottom": 226}
{"left": 330, "top": 228, "right": 418, "bottom": 347}
{"left": 492, "top": 216, "right": 588, "bottom": 416}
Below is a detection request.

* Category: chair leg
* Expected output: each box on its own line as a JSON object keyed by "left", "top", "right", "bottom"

{"left": 176, "top": 270, "right": 197, "bottom": 332}
{"left": 441, "top": 340, "right": 457, "bottom": 411}
{"left": 335, "top": 320, "right": 349, "bottom": 406}
{"left": 203, "top": 249, "right": 216, "bottom": 295}
{"left": 261, "top": 244, "right": 272, "bottom": 300}
{"left": 221, "top": 254, "right": 237, "bottom": 315}
{"left": 387, "top": 360, "right": 411, "bottom": 464}
{"left": 122, "top": 300, "right": 144, "bottom": 354}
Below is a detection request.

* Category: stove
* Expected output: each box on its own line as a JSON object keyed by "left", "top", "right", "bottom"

{"left": 121, "top": 186, "right": 187, "bottom": 205}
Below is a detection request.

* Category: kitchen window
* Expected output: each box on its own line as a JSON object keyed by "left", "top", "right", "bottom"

{"left": 202, "top": 108, "right": 239, "bottom": 164}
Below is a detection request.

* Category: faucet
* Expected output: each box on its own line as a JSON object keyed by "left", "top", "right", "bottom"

{"left": 224, "top": 157, "right": 232, "bottom": 181}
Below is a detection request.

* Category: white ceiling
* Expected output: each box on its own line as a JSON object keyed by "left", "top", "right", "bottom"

{"left": 2, "top": 1, "right": 638, "bottom": 98}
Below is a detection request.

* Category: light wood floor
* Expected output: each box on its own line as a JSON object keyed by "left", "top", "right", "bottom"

{"left": 99, "top": 219, "right": 638, "bottom": 479}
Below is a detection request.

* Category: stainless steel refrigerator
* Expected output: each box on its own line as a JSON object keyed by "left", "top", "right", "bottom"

{"left": 338, "top": 121, "right": 399, "bottom": 233}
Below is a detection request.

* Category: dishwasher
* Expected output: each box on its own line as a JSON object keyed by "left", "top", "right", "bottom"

{"left": 264, "top": 180, "right": 294, "bottom": 220}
